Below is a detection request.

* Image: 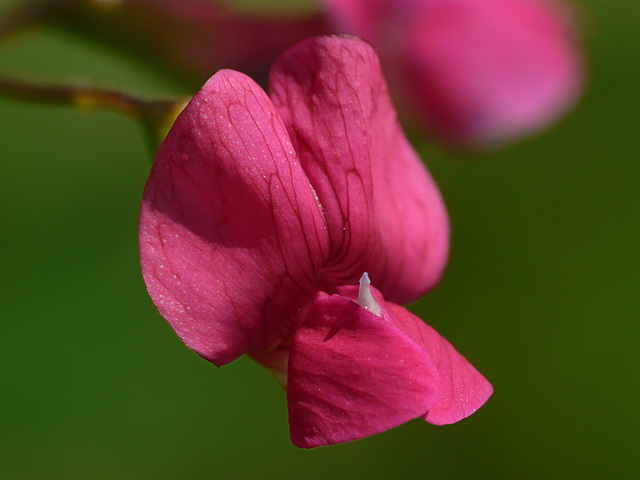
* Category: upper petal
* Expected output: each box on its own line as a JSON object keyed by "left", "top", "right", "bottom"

{"left": 139, "top": 69, "right": 329, "bottom": 366}
{"left": 269, "top": 35, "right": 449, "bottom": 304}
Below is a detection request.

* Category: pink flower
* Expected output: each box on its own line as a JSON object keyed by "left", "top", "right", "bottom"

{"left": 103, "top": 0, "right": 329, "bottom": 82}
{"left": 139, "top": 36, "right": 492, "bottom": 448}
{"left": 321, "top": 0, "right": 584, "bottom": 147}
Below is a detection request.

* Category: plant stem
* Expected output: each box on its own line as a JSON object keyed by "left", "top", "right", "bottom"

{"left": 0, "top": 71, "right": 170, "bottom": 115}
{"left": 0, "top": 71, "right": 187, "bottom": 154}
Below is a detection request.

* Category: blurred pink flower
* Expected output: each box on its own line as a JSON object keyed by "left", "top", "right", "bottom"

{"left": 102, "top": 0, "right": 329, "bottom": 81}
{"left": 321, "top": 0, "right": 584, "bottom": 147}
{"left": 139, "top": 36, "right": 491, "bottom": 447}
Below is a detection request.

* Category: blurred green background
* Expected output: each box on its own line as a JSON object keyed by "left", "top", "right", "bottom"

{"left": 1, "top": 1, "right": 638, "bottom": 479}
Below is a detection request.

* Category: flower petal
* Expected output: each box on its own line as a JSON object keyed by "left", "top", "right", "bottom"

{"left": 139, "top": 69, "right": 329, "bottom": 366}
{"left": 287, "top": 291, "right": 439, "bottom": 448}
{"left": 384, "top": 302, "right": 494, "bottom": 425}
{"left": 323, "top": 0, "right": 583, "bottom": 146}
{"left": 269, "top": 35, "right": 449, "bottom": 304}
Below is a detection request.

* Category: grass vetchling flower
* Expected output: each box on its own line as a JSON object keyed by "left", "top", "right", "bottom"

{"left": 139, "top": 35, "right": 492, "bottom": 448}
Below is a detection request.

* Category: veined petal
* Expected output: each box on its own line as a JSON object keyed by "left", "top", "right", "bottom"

{"left": 269, "top": 35, "right": 449, "bottom": 304}
{"left": 139, "top": 70, "right": 329, "bottom": 366}
{"left": 288, "top": 290, "right": 439, "bottom": 448}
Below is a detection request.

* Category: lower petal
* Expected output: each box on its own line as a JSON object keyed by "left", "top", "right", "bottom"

{"left": 385, "top": 302, "right": 494, "bottom": 425}
{"left": 287, "top": 292, "right": 439, "bottom": 448}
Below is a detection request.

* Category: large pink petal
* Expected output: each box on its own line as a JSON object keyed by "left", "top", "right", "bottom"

{"left": 139, "top": 70, "right": 329, "bottom": 366}
{"left": 288, "top": 291, "right": 439, "bottom": 448}
{"left": 269, "top": 36, "right": 449, "bottom": 304}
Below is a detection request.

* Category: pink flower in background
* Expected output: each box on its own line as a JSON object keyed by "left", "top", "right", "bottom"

{"left": 82, "top": 0, "right": 583, "bottom": 148}
{"left": 95, "top": 0, "right": 329, "bottom": 82}
{"left": 321, "top": 0, "right": 584, "bottom": 147}
{"left": 139, "top": 36, "right": 492, "bottom": 447}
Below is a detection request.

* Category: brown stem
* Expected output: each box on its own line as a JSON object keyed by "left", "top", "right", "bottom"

{"left": 0, "top": 71, "right": 188, "bottom": 154}
{"left": 1, "top": 71, "right": 169, "bottom": 112}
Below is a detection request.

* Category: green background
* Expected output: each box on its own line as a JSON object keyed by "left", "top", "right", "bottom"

{"left": 1, "top": 1, "right": 638, "bottom": 479}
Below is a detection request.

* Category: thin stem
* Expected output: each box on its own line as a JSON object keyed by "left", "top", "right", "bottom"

{"left": 0, "top": 71, "right": 172, "bottom": 115}
{"left": 0, "top": 71, "right": 187, "bottom": 154}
